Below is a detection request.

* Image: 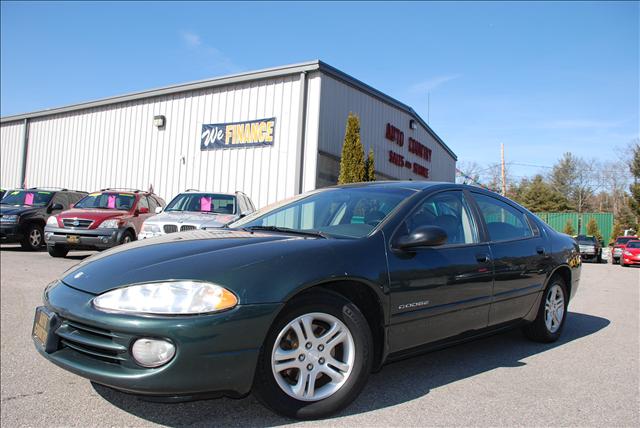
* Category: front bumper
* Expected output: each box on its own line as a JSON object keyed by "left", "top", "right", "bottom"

{"left": 0, "top": 223, "right": 22, "bottom": 243}
{"left": 44, "top": 226, "right": 122, "bottom": 250}
{"left": 33, "top": 281, "right": 282, "bottom": 397}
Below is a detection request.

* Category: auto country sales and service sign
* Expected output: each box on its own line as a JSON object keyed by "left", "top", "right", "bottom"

{"left": 201, "top": 118, "right": 276, "bottom": 150}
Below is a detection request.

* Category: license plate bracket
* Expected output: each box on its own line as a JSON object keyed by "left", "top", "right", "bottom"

{"left": 32, "top": 307, "right": 59, "bottom": 353}
{"left": 66, "top": 235, "right": 80, "bottom": 244}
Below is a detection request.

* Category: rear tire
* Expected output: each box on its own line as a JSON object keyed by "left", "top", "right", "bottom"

{"left": 597, "top": 253, "right": 602, "bottom": 264}
{"left": 20, "top": 223, "right": 44, "bottom": 251}
{"left": 253, "top": 290, "right": 373, "bottom": 419}
{"left": 47, "top": 245, "right": 69, "bottom": 258}
{"left": 523, "top": 276, "right": 568, "bottom": 343}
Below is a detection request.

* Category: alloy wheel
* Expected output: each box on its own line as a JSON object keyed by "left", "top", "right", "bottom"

{"left": 30, "top": 228, "right": 42, "bottom": 247}
{"left": 544, "top": 284, "right": 565, "bottom": 333}
{"left": 271, "top": 312, "right": 355, "bottom": 402}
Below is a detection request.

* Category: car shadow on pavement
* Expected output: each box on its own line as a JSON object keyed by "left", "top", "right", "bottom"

{"left": 92, "top": 311, "right": 609, "bottom": 427}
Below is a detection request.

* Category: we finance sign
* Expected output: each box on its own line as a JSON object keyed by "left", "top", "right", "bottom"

{"left": 201, "top": 118, "right": 276, "bottom": 150}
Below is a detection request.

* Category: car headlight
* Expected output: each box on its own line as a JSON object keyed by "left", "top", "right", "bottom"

{"left": 142, "top": 223, "right": 161, "bottom": 233}
{"left": 0, "top": 215, "right": 18, "bottom": 223}
{"left": 624, "top": 251, "right": 633, "bottom": 256}
{"left": 93, "top": 281, "right": 238, "bottom": 315}
{"left": 98, "top": 219, "right": 121, "bottom": 228}
{"left": 46, "top": 216, "right": 59, "bottom": 227}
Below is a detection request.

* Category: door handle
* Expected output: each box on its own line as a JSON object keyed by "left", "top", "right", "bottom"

{"left": 476, "top": 253, "right": 490, "bottom": 263}
{"left": 536, "top": 246, "right": 546, "bottom": 255}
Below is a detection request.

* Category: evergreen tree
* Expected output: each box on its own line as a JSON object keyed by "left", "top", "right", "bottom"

{"left": 586, "top": 217, "right": 602, "bottom": 243}
{"left": 563, "top": 219, "right": 575, "bottom": 235}
{"left": 364, "top": 148, "right": 376, "bottom": 182}
{"left": 610, "top": 220, "right": 623, "bottom": 245}
{"left": 518, "top": 175, "right": 572, "bottom": 212}
{"left": 338, "top": 113, "right": 365, "bottom": 184}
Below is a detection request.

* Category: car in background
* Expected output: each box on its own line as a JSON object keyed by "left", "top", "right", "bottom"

{"left": 621, "top": 240, "right": 640, "bottom": 267}
{"left": 44, "top": 188, "right": 165, "bottom": 257}
{"left": 33, "top": 182, "right": 581, "bottom": 419}
{"left": 574, "top": 234, "right": 602, "bottom": 263}
{"left": 0, "top": 188, "right": 5, "bottom": 200}
{"left": 1, "top": 188, "right": 86, "bottom": 250}
{"left": 611, "top": 235, "right": 638, "bottom": 264}
{"left": 139, "top": 190, "right": 254, "bottom": 239}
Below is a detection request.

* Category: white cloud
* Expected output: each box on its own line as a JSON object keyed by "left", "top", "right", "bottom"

{"left": 179, "top": 31, "right": 241, "bottom": 73}
{"left": 181, "top": 31, "right": 202, "bottom": 48}
{"left": 409, "top": 74, "right": 462, "bottom": 93}
{"left": 542, "top": 119, "right": 623, "bottom": 129}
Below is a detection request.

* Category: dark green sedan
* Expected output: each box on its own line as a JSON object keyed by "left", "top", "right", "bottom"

{"left": 33, "top": 182, "right": 581, "bottom": 419}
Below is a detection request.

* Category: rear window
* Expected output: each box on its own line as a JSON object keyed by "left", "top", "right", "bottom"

{"left": 576, "top": 236, "right": 596, "bottom": 245}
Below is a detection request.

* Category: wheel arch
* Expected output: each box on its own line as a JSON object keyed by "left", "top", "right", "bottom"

{"left": 548, "top": 264, "right": 572, "bottom": 300}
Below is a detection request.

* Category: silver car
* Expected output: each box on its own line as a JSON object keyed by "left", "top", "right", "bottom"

{"left": 139, "top": 190, "right": 254, "bottom": 239}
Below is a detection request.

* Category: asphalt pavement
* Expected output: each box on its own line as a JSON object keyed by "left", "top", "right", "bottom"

{"left": 1, "top": 244, "right": 638, "bottom": 427}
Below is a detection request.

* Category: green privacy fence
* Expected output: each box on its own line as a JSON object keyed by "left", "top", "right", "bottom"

{"left": 533, "top": 212, "right": 614, "bottom": 244}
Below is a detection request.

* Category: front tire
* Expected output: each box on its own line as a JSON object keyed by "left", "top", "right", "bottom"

{"left": 119, "top": 230, "right": 134, "bottom": 245}
{"left": 20, "top": 223, "right": 44, "bottom": 251}
{"left": 523, "top": 276, "right": 568, "bottom": 343}
{"left": 253, "top": 291, "right": 373, "bottom": 419}
{"left": 47, "top": 245, "right": 69, "bottom": 258}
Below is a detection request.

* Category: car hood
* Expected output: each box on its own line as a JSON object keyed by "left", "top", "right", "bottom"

{"left": 147, "top": 211, "right": 237, "bottom": 227}
{"left": 57, "top": 208, "right": 129, "bottom": 222}
{"left": 61, "top": 229, "right": 342, "bottom": 302}
{"left": 0, "top": 205, "right": 40, "bottom": 216}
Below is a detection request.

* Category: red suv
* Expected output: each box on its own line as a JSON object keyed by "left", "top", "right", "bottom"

{"left": 611, "top": 235, "right": 638, "bottom": 265}
{"left": 44, "top": 188, "right": 165, "bottom": 257}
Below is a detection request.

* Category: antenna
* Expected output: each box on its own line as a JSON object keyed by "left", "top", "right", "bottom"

{"left": 501, "top": 143, "right": 506, "bottom": 196}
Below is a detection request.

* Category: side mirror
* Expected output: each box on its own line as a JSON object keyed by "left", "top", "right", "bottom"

{"left": 138, "top": 207, "right": 150, "bottom": 214}
{"left": 395, "top": 225, "right": 448, "bottom": 250}
{"left": 48, "top": 203, "right": 64, "bottom": 213}
{"left": 155, "top": 206, "right": 163, "bottom": 214}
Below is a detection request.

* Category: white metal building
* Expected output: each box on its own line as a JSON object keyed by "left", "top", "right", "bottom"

{"left": 0, "top": 61, "right": 456, "bottom": 207}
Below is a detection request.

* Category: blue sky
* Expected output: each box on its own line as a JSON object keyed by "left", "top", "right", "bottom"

{"left": 1, "top": 1, "right": 638, "bottom": 177}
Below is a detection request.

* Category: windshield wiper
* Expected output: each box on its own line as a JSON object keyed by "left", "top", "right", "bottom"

{"left": 242, "top": 225, "right": 327, "bottom": 239}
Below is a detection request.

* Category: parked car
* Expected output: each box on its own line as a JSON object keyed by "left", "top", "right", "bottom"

{"left": 0, "top": 188, "right": 5, "bottom": 200}
{"left": 611, "top": 235, "right": 638, "bottom": 264}
{"left": 0, "top": 188, "right": 86, "bottom": 250}
{"left": 621, "top": 240, "right": 640, "bottom": 267}
{"left": 574, "top": 234, "right": 602, "bottom": 263}
{"left": 139, "top": 190, "right": 254, "bottom": 239}
{"left": 33, "top": 182, "right": 580, "bottom": 419}
{"left": 44, "top": 188, "right": 165, "bottom": 257}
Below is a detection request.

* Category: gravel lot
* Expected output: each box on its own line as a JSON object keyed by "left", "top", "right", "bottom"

{"left": 1, "top": 245, "right": 638, "bottom": 427}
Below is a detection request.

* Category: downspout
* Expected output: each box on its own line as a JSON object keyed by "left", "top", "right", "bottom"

{"left": 20, "top": 118, "right": 30, "bottom": 188}
{"left": 295, "top": 71, "right": 308, "bottom": 195}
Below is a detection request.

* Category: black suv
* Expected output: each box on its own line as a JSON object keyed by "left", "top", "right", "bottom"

{"left": 0, "top": 188, "right": 86, "bottom": 250}
{"left": 574, "top": 234, "right": 603, "bottom": 263}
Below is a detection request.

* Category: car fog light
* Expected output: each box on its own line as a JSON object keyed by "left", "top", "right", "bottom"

{"left": 131, "top": 338, "right": 175, "bottom": 368}
{"left": 101, "top": 237, "right": 109, "bottom": 243}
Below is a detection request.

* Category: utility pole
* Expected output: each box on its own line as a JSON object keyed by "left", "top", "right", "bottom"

{"left": 501, "top": 143, "right": 506, "bottom": 196}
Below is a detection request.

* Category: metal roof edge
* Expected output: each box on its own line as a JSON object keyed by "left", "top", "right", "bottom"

{"left": 316, "top": 61, "right": 457, "bottom": 161}
{"left": 0, "top": 60, "right": 322, "bottom": 123}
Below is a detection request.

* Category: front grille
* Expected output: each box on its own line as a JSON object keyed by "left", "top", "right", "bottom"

{"left": 164, "top": 225, "right": 178, "bottom": 234}
{"left": 62, "top": 218, "right": 94, "bottom": 229}
{"left": 180, "top": 225, "right": 196, "bottom": 232}
{"left": 56, "top": 319, "right": 127, "bottom": 364}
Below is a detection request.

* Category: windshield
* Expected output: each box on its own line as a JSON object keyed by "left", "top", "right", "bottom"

{"left": 0, "top": 190, "right": 53, "bottom": 207}
{"left": 165, "top": 193, "right": 236, "bottom": 214}
{"left": 576, "top": 236, "right": 596, "bottom": 245}
{"left": 615, "top": 237, "right": 635, "bottom": 245}
{"left": 231, "top": 187, "right": 414, "bottom": 238}
{"left": 75, "top": 192, "right": 136, "bottom": 210}
{"left": 626, "top": 241, "right": 640, "bottom": 248}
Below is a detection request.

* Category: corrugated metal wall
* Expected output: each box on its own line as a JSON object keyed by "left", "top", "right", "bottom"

{"left": 0, "top": 121, "right": 24, "bottom": 188}
{"left": 535, "top": 212, "right": 614, "bottom": 243}
{"left": 17, "top": 75, "right": 306, "bottom": 208}
{"left": 317, "top": 75, "right": 456, "bottom": 184}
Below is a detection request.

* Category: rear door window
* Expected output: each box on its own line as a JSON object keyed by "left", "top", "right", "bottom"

{"left": 472, "top": 193, "right": 533, "bottom": 242}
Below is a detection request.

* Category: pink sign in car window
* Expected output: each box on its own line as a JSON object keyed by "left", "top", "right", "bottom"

{"left": 107, "top": 195, "right": 116, "bottom": 209}
{"left": 200, "top": 196, "right": 212, "bottom": 212}
{"left": 24, "top": 193, "right": 34, "bottom": 205}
